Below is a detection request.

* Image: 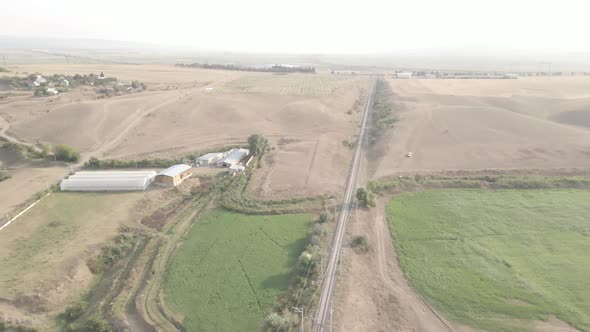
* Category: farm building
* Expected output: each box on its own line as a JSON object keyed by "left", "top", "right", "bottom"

{"left": 396, "top": 72, "right": 412, "bottom": 79}
{"left": 154, "top": 164, "right": 192, "bottom": 187}
{"left": 229, "top": 164, "right": 245, "bottom": 175}
{"left": 60, "top": 171, "right": 157, "bottom": 191}
{"left": 196, "top": 152, "right": 225, "bottom": 166}
{"left": 217, "top": 148, "right": 250, "bottom": 167}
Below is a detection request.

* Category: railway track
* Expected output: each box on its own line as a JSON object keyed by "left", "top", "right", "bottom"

{"left": 311, "top": 77, "right": 376, "bottom": 331}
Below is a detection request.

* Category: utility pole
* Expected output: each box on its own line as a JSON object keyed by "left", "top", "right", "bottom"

{"left": 293, "top": 307, "right": 304, "bottom": 332}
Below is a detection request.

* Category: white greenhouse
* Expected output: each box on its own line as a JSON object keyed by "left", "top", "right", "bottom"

{"left": 60, "top": 171, "right": 157, "bottom": 191}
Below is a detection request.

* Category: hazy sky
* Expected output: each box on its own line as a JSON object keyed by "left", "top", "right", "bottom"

{"left": 2, "top": 0, "right": 589, "bottom": 53}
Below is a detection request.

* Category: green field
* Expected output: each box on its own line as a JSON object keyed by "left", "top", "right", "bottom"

{"left": 164, "top": 209, "right": 310, "bottom": 331}
{"left": 386, "top": 189, "right": 590, "bottom": 332}
{"left": 223, "top": 73, "right": 354, "bottom": 96}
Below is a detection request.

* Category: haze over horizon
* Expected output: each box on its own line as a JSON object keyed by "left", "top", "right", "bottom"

{"left": 2, "top": 0, "right": 590, "bottom": 54}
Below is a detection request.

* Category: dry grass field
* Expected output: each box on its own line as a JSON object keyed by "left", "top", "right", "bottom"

{"left": 370, "top": 77, "right": 590, "bottom": 178}
{"left": 0, "top": 192, "right": 144, "bottom": 326}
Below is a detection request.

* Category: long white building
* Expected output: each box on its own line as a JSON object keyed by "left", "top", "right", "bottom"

{"left": 60, "top": 171, "right": 157, "bottom": 191}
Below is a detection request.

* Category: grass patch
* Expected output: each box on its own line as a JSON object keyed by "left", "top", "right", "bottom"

{"left": 387, "top": 189, "right": 590, "bottom": 331}
{"left": 0, "top": 191, "right": 143, "bottom": 302}
{"left": 164, "top": 208, "right": 310, "bottom": 331}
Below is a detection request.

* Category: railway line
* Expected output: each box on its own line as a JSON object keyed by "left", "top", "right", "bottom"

{"left": 311, "top": 77, "right": 376, "bottom": 331}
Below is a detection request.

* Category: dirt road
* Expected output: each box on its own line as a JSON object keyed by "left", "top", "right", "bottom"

{"left": 332, "top": 199, "right": 475, "bottom": 332}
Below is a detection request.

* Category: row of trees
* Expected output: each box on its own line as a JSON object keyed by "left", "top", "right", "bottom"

{"left": 1, "top": 141, "right": 79, "bottom": 162}
{"left": 368, "top": 79, "right": 398, "bottom": 145}
{"left": 176, "top": 63, "right": 316, "bottom": 73}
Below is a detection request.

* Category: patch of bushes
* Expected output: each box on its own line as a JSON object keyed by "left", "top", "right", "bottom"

{"left": 342, "top": 139, "right": 355, "bottom": 149}
{"left": 318, "top": 211, "right": 333, "bottom": 224}
{"left": 261, "top": 312, "right": 292, "bottom": 332}
{"left": 350, "top": 235, "right": 369, "bottom": 253}
{"left": 1, "top": 141, "right": 43, "bottom": 160}
{"left": 59, "top": 301, "right": 87, "bottom": 323}
{"left": 86, "top": 231, "right": 139, "bottom": 274}
{"left": 0, "top": 171, "right": 10, "bottom": 183}
{"left": 54, "top": 144, "right": 80, "bottom": 162}
{"left": 82, "top": 315, "right": 112, "bottom": 332}
{"left": 0, "top": 76, "right": 30, "bottom": 89}
{"left": 356, "top": 186, "right": 376, "bottom": 207}
{"left": 0, "top": 321, "right": 37, "bottom": 332}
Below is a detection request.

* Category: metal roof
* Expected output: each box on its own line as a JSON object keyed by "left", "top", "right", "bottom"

{"left": 157, "top": 164, "right": 192, "bottom": 177}
{"left": 197, "top": 152, "right": 222, "bottom": 160}
{"left": 218, "top": 148, "right": 249, "bottom": 166}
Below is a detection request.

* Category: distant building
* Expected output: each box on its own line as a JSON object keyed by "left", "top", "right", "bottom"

{"left": 396, "top": 72, "right": 412, "bottom": 79}
{"left": 196, "top": 152, "right": 225, "bottom": 166}
{"left": 154, "top": 164, "right": 192, "bottom": 187}
{"left": 33, "top": 75, "right": 46, "bottom": 87}
{"left": 217, "top": 148, "right": 250, "bottom": 167}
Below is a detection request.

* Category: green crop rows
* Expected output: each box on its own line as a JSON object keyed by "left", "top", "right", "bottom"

{"left": 164, "top": 209, "right": 310, "bottom": 331}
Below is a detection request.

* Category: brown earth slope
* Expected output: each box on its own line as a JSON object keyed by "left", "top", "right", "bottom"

{"left": 369, "top": 77, "right": 590, "bottom": 178}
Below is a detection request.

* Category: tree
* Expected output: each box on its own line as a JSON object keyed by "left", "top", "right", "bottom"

{"left": 84, "top": 315, "right": 112, "bottom": 332}
{"left": 318, "top": 211, "right": 332, "bottom": 223}
{"left": 350, "top": 235, "right": 369, "bottom": 253}
{"left": 40, "top": 143, "right": 52, "bottom": 158}
{"left": 262, "top": 312, "right": 290, "bottom": 332}
{"left": 54, "top": 144, "right": 80, "bottom": 162}
{"left": 248, "top": 134, "right": 270, "bottom": 156}
{"left": 86, "top": 157, "right": 100, "bottom": 168}
{"left": 356, "top": 186, "right": 376, "bottom": 208}
{"left": 61, "top": 301, "right": 87, "bottom": 322}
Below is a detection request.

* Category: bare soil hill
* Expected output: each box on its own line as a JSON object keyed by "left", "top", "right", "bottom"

{"left": 369, "top": 77, "right": 590, "bottom": 178}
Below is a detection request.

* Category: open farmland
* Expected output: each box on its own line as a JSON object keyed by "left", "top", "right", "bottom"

{"left": 386, "top": 189, "right": 590, "bottom": 332}
{"left": 371, "top": 77, "right": 590, "bottom": 177}
{"left": 164, "top": 208, "right": 310, "bottom": 331}
{"left": 0, "top": 64, "right": 368, "bottom": 202}
{"left": 223, "top": 73, "right": 356, "bottom": 96}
